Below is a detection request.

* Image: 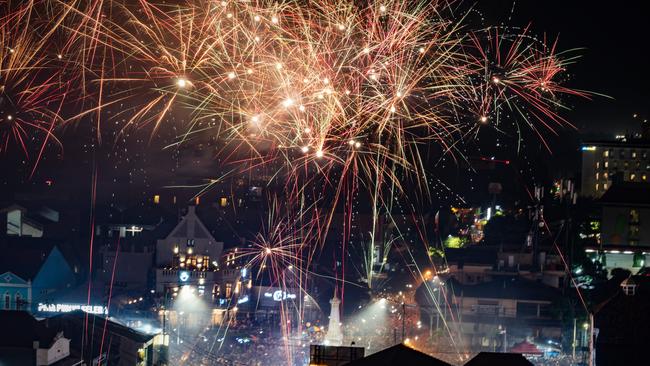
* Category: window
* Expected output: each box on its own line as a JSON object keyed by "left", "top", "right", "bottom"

{"left": 220, "top": 197, "right": 228, "bottom": 207}
{"left": 630, "top": 210, "right": 640, "bottom": 224}
{"left": 604, "top": 150, "right": 609, "bottom": 157}
{"left": 186, "top": 239, "right": 195, "bottom": 247}
{"left": 632, "top": 151, "right": 637, "bottom": 158}
{"left": 225, "top": 283, "right": 232, "bottom": 298}
{"left": 153, "top": 194, "right": 160, "bottom": 204}
{"left": 4, "top": 292, "right": 10, "bottom": 309}
{"left": 630, "top": 173, "right": 636, "bottom": 181}
{"left": 595, "top": 184, "right": 599, "bottom": 191}
{"left": 15, "top": 293, "right": 22, "bottom": 310}
{"left": 604, "top": 183, "right": 608, "bottom": 190}
{"left": 596, "top": 173, "right": 599, "bottom": 180}
{"left": 604, "top": 161, "right": 609, "bottom": 168}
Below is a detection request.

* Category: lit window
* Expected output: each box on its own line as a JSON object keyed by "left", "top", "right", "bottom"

{"left": 604, "top": 161, "right": 609, "bottom": 168}
{"left": 630, "top": 173, "right": 636, "bottom": 181}
{"left": 596, "top": 162, "right": 600, "bottom": 169}
{"left": 595, "top": 184, "right": 599, "bottom": 191}
{"left": 153, "top": 194, "right": 160, "bottom": 204}
{"left": 225, "top": 283, "right": 232, "bottom": 298}
{"left": 220, "top": 197, "right": 228, "bottom": 207}
{"left": 596, "top": 173, "right": 599, "bottom": 180}
{"left": 643, "top": 175, "right": 647, "bottom": 181}
{"left": 632, "top": 151, "right": 637, "bottom": 158}
{"left": 195, "top": 196, "right": 200, "bottom": 205}
{"left": 603, "top": 183, "right": 608, "bottom": 190}
{"left": 604, "top": 151, "right": 609, "bottom": 157}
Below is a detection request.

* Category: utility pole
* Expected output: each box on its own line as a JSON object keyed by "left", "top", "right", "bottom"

{"left": 572, "top": 317, "right": 577, "bottom": 360}
{"left": 589, "top": 313, "right": 594, "bottom": 366}
{"left": 401, "top": 303, "right": 406, "bottom": 342}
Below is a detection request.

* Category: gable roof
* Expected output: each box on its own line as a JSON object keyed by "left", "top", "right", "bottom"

{"left": 345, "top": 343, "right": 451, "bottom": 366}
{"left": 167, "top": 206, "right": 217, "bottom": 241}
{"left": 0, "top": 237, "right": 81, "bottom": 280}
{"left": 464, "top": 352, "right": 533, "bottom": 366}
{"left": 0, "top": 271, "right": 29, "bottom": 285}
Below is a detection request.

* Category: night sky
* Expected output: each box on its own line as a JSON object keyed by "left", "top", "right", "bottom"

{"left": 478, "top": 0, "right": 650, "bottom": 137}
{"left": 2, "top": 0, "right": 649, "bottom": 201}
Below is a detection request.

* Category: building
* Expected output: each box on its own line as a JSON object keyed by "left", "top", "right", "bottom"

{"left": 444, "top": 277, "right": 563, "bottom": 352}
{"left": 0, "top": 311, "right": 71, "bottom": 365}
{"left": 585, "top": 181, "right": 650, "bottom": 273}
{"left": 155, "top": 206, "right": 223, "bottom": 297}
{"left": 42, "top": 310, "right": 165, "bottom": 366}
{"left": 343, "top": 343, "right": 451, "bottom": 366}
{"left": 444, "top": 247, "right": 567, "bottom": 289}
{"left": 580, "top": 139, "right": 650, "bottom": 198}
{"left": 309, "top": 345, "right": 365, "bottom": 366}
{"left": 594, "top": 272, "right": 650, "bottom": 366}
{"left": 0, "top": 239, "right": 78, "bottom": 312}
{"left": 464, "top": 352, "right": 533, "bottom": 366}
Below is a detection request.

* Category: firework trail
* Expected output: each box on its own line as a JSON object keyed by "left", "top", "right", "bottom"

{"left": 1, "top": 0, "right": 592, "bottom": 362}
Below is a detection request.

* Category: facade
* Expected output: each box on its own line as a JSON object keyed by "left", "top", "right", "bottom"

{"left": 580, "top": 140, "right": 650, "bottom": 198}
{"left": 585, "top": 181, "right": 650, "bottom": 273}
{"left": 155, "top": 206, "right": 223, "bottom": 296}
{"left": 444, "top": 247, "right": 567, "bottom": 289}
{"left": 0, "top": 243, "right": 77, "bottom": 312}
{"left": 445, "top": 277, "right": 562, "bottom": 352}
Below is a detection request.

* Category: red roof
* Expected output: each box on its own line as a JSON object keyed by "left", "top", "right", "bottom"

{"left": 509, "top": 341, "right": 543, "bottom": 355}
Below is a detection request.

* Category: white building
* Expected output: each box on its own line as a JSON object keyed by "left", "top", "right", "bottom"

{"left": 154, "top": 206, "right": 223, "bottom": 295}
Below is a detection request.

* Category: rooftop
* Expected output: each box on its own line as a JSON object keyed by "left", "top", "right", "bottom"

{"left": 447, "top": 277, "right": 561, "bottom": 302}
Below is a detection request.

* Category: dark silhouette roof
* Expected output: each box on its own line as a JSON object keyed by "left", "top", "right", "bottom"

{"left": 464, "top": 352, "right": 533, "bottom": 366}
{"left": 447, "top": 277, "right": 561, "bottom": 302}
{"left": 0, "top": 311, "right": 59, "bottom": 348}
{"left": 599, "top": 182, "right": 650, "bottom": 206}
{"left": 43, "top": 310, "right": 154, "bottom": 344}
{"left": 345, "top": 343, "right": 451, "bottom": 366}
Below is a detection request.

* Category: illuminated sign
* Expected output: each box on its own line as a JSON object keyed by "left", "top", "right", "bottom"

{"left": 581, "top": 146, "right": 596, "bottom": 151}
{"left": 237, "top": 295, "right": 249, "bottom": 304}
{"left": 264, "top": 290, "right": 297, "bottom": 301}
{"left": 179, "top": 271, "right": 190, "bottom": 282}
{"left": 37, "top": 303, "right": 108, "bottom": 315}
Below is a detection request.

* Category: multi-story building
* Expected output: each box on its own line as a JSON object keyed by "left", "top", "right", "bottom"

{"left": 444, "top": 277, "right": 562, "bottom": 352}
{"left": 585, "top": 181, "right": 650, "bottom": 273}
{"left": 154, "top": 206, "right": 223, "bottom": 297}
{"left": 580, "top": 139, "right": 650, "bottom": 198}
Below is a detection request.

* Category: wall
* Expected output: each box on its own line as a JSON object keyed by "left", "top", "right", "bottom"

{"left": 36, "top": 336, "right": 70, "bottom": 366}
{"left": 100, "top": 246, "right": 153, "bottom": 291}
{"left": 602, "top": 206, "right": 650, "bottom": 246}
{"left": 0, "top": 272, "right": 31, "bottom": 310}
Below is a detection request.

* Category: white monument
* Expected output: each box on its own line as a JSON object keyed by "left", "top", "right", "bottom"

{"left": 324, "top": 296, "right": 344, "bottom": 346}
